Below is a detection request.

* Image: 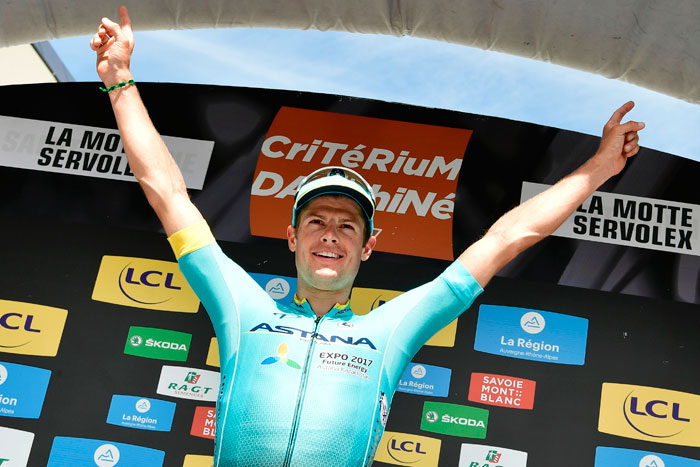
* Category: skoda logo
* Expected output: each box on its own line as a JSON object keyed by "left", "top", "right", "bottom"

{"left": 425, "top": 411, "right": 438, "bottom": 423}
{"left": 130, "top": 335, "right": 143, "bottom": 347}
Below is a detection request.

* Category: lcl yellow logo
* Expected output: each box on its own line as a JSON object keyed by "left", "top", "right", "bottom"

{"left": 0, "top": 299, "right": 67, "bottom": 357}
{"left": 206, "top": 338, "right": 220, "bottom": 367}
{"left": 350, "top": 287, "right": 458, "bottom": 347}
{"left": 92, "top": 256, "right": 199, "bottom": 313}
{"left": 599, "top": 383, "right": 700, "bottom": 447}
{"left": 375, "top": 431, "right": 441, "bottom": 467}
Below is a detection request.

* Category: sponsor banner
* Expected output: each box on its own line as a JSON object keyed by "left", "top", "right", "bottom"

{"left": 459, "top": 443, "right": 528, "bottom": 467}
{"left": 106, "top": 395, "right": 176, "bottom": 432}
{"left": 156, "top": 366, "right": 220, "bottom": 402}
{"left": 249, "top": 272, "right": 297, "bottom": 306}
{"left": 183, "top": 455, "right": 214, "bottom": 467}
{"left": 206, "top": 337, "right": 219, "bottom": 367}
{"left": 595, "top": 446, "right": 700, "bottom": 467}
{"left": 350, "top": 287, "right": 458, "bottom": 347}
{"left": 0, "top": 426, "right": 34, "bottom": 467}
{"left": 375, "top": 431, "right": 441, "bottom": 467}
{"left": 397, "top": 363, "right": 451, "bottom": 397}
{"left": 474, "top": 305, "right": 588, "bottom": 365}
{"left": 250, "top": 106, "right": 473, "bottom": 260}
{"left": 47, "top": 437, "right": 164, "bottom": 467}
{"left": 190, "top": 406, "right": 216, "bottom": 439}
{"left": 521, "top": 182, "right": 700, "bottom": 257}
{"left": 124, "top": 326, "right": 192, "bottom": 361}
{"left": 421, "top": 401, "right": 488, "bottom": 439}
{"left": 0, "top": 115, "right": 213, "bottom": 189}
{"left": 468, "top": 373, "right": 536, "bottom": 410}
{"left": 0, "top": 299, "right": 67, "bottom": 357}
{"left": 92, "top": 256, "right": 200, "bottom": 313}
{"left": 599, "top": 383, "right": 700, "bottom": 447}
{"left": 0, "top": 361, "right": 50, "bottom": 419}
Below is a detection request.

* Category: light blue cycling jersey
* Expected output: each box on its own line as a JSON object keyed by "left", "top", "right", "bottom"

{"left": 169, "top": 221, "right": 483, "bottom": 467}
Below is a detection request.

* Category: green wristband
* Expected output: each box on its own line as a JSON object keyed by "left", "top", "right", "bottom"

{"left": 99, "top": 79, "right": 135, "bottom": 92}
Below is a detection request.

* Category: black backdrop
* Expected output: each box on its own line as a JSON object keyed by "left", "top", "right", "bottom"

{"left": 0, "top": 82, "right": 698, "bottom": 466}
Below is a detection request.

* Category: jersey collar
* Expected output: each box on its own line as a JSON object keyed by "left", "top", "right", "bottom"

{"left": 292, "top": 294, "right": 353, "bottom": 319}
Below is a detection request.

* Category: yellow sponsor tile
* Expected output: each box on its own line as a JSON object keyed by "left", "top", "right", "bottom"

{"left": 183, "top": 454, "right": 214, "bottom": 467}
{"left": 206, "top": 337, "right": 220, "bottom": 367}
{"left": 599, "top": 382, "right": 700, "bottom": 447}
{"left": 92, "top": 256, "right": 199, "bottom": 313}
{"left": 375, "top": 431, "right": 441, "bottom": 467}
{"left": 350, "top": 287, "right": 457, "bottom": 348}
{"left": 0, "top": 299, "right": 67, "bottom": 357}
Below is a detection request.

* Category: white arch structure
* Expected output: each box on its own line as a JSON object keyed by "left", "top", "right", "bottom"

{"left": 0, "top": 0, "right": 698, "bottom": 104}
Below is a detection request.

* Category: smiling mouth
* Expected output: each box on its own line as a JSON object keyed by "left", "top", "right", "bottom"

{"left": 314, "top": 252, "right": 342, "bottom": 259}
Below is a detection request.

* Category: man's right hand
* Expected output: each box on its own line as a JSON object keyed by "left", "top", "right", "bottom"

{"left": 90, "top": 5, "right": 134, "bottom": 88}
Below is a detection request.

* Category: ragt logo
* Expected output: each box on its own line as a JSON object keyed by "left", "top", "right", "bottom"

{"left": 92, "top": 256, "right": 199, "bottom": 312}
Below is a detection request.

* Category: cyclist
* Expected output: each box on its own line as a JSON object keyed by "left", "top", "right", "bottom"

{"left": 91, "top": 7, "right": 643, "bottom": 466}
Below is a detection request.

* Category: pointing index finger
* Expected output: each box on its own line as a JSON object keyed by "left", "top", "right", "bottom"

{"left": 609, "top": 101, "right": 635, "bottom": 126}
{"left": 119, "top": 6, "right": 132, "bottom": 34}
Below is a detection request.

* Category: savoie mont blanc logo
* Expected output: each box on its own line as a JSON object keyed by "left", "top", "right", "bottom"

{"left": 0, "top": 299, "right": 68, "bottom": 357}
{"left": 156, "top": 366, "right": 219, "bottom": 402}
{"left": 92, "top": 256, "right": 199, "bottom": 312}
{"left": 599, "top": 383, "right": 700, "bottom": 447}
{"left": 594, "top": 446, "right": 700, "bottom": 467}
{"left": 474, "top": 304, "right": 588, "bottom": 365}
{"left": 124, "top": 326, "right": 191, "bottom": 361}
{"left": 468, "top": 373, "right": 536, "bottom": 410}
{"left": 421, "top": 402, "right": 488, "bottom": 439}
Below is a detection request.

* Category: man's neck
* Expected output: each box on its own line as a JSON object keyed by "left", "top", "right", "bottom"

{"left": 296, "top": 285, "right": 351, "bottom": 319}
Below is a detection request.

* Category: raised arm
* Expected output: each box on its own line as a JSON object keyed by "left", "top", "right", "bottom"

{"left": 90, "top": 6, "right": 203, "bottom": 236}
{"left": 459, "top": 102, "right": 645, "bottom": 287}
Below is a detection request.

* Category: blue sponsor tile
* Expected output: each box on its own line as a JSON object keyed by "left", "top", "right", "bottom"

{"left": 397, "top": 362, "right": 451, "bottom": 397}
{"left": 48, "top": 437, "right": 164, "bottom": 466}
{"left": 0, "top": 361, "right": 51, "bottom": 419}
{"left": 249, "top": 273, "right": 297, "bottom": 306}
{"left": 106, "top": 395, "right": 175, "bottom": 432}
{"left": 474, "top": 305, "right": 588, "bottom": 365}
{"left": 595, "top": 446, "right": 700, "bottom": 467}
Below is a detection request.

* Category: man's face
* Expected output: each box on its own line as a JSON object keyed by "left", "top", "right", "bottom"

{"left": 287, "top": 195, "right": 376, "bottom": 294}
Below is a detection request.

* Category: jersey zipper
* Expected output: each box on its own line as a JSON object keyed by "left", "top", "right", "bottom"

{"left": 282, "top": 314, "right": 324, "bottom": 467}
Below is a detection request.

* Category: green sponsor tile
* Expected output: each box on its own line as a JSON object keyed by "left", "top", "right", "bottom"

{"left": 124, "top": 326, "right": 192, "bottom": 361}
{"left": 421, "top": 401, "right": 488, "bottom": 438}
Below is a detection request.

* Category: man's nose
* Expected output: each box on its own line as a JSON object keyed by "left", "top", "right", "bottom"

{"left": 321, "top": 225, "right": 338, "bottom": 243}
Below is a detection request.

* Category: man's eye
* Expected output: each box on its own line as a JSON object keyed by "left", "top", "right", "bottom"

{"left": 341, "top": 224, "right": 355, "bottom": 230}
{"left": 309, "top": 219, "right": 322, "bottom": 224}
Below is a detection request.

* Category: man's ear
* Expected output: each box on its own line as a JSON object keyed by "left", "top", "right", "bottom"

{"left": 287, "top": 225, "right": 297, "bottom": 252}
{"left": 361, "top": 235, "right": 377, "bottom": 261}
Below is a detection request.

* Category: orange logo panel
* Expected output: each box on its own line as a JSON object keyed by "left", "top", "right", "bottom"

{"left": 250, "top": 107, "right": 472, "bottom": 260}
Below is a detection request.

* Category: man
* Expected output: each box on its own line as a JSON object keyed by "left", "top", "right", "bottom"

{"left": 91, "top": 7, "right": 643, "bottom": 467}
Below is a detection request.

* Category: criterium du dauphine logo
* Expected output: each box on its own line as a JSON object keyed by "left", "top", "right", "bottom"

{"left": 261, "top": 342, "right": 301, "bottom": 369}
{"left": 520, "top": 311, "right": 545, "bottom": 334}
